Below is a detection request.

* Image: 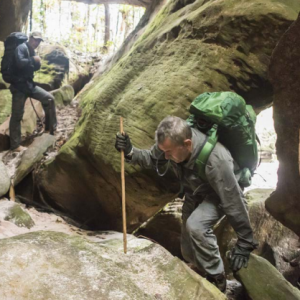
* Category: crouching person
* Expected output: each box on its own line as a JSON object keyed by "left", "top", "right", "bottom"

{"left": 115, "top": 115, "right": 257, "bottom": 292}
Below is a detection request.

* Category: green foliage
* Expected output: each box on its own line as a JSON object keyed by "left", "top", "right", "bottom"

{"left": 30, "top": 0, "right": 145, "bottom": 54}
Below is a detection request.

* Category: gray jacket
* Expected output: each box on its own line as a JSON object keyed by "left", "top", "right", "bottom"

{"left": 128, "top": 127, "right": 257, "bottom": 249}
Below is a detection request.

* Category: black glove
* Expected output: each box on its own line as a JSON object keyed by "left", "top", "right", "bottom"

{"left": 115, "top": 132, "right": 132, "bottom": 156}
{"left": 229, "top": 244, "right": 253, "bottom": 272}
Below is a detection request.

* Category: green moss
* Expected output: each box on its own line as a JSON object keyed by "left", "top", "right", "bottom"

{"left": 4, "top": 204, "right": 35, "bottom": 229}
{"left": 34, "top": 59, "right": 57, "bottom": 85}
{"left": 0, "top": 90, "right": 12, "bottom": 124}
{"left": 236, "top": 254, "right": 300, "bottom": 300}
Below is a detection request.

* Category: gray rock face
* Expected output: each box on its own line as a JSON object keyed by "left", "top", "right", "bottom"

{"left": 0, "top": 160, "right": 10, "bottom": 197}
{"left": 266, "top": 14, "right": 300, "bottom": 236}
{"left": 0, "top": 231, "right": 226, "bottom": 300}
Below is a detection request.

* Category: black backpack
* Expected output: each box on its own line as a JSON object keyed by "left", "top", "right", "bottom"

{"left": 1, "top": 32, "right": 28, "bottom": 83}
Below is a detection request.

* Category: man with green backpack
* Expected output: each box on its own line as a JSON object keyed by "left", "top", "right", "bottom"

{"left": 115, "top": 92, "right": 258, "bottom": 292}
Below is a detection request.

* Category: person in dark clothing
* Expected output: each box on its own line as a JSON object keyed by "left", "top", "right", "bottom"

{"left": 9, "top": 31, "right": 57, "bottom": 152}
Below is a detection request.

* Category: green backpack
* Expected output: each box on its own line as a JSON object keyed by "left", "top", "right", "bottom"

{"left": 186, "top": 91, "right": 259, "bottom": 187}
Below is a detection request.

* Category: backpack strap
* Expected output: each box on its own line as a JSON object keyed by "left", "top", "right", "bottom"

{"left": 195, "top": 124, "right": 218, "bottom": 181}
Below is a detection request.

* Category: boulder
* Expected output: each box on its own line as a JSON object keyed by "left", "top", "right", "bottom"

{"left": 235, "top": 254, "right": 300, "bottom": 300}
{"left": 266, "top": 14, "right": 300, "bottom": 236}
{"left": 37, "top": 0, "right": 300, "bottom": 230}
{"left": 0, "top": 200, "right": 35, "bottom": 229}
{"left": 0, "top": 160, "right": 10, "bottom": 197}
{"left": 0, "top": 89, "right": 12, "bottom": 124}
{"left": 35, "top": 44, "right": 69, "bottom": 91}
{"left": 0, "top": 231, "right": 226, "bottom": 300}
{"left": 51, "top": 85, "right": 75, "bottom": 107}
{"left": 0, "top": 98, "right": 44, "bottom": 152}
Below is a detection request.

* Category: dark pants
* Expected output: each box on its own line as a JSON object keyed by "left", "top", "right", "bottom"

{"left": 9, "top": 84, "right": 57, "bottom": 150}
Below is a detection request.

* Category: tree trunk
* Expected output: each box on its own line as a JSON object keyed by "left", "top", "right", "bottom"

{"left": 59, "top": 0, "right": 62, "bottom": 40}
{"left": 94, "top": 5, "right": 100, "bottom": 50}
{"left": 104, "top": 4, "right": 110, "bottom": 48}
{"left": 114, "top": 8, "right": 120, "bottom": 52}
{"left": 29, "top": 0, "right": 33, "bottom": 32}
{"left": 86, "top": 5, "right": 90, "bottom": 52}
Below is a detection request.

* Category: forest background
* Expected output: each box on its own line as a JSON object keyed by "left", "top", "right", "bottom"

{"left": 23, "top": 0, "right": 145, "bottom": 54}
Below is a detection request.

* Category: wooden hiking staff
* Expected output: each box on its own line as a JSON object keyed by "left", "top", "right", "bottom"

{"left": 120, "top": 117, "right": 127, "bottom": 254}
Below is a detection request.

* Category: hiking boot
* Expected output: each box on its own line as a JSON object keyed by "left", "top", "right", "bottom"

{"left": 206, "top": 272, "right": 227, "bottom": 292}
{"left": 44, "top": 128, "right": 57, "bottom": 135}
{"left": 12, "top": 146, "right": 27, "bottom": 152}
{"left": 186, "top": 263, "right": 206, "bottom": 277}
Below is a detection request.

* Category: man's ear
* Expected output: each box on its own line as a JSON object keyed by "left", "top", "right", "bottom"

{"left": 184, "top": 139, "right": 192, "bottom": 151}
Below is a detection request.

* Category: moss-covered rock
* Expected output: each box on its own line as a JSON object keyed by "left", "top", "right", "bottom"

{"left": 0, "top": 231, "right": 226, "bottom": 300}
{"left": 51, "top": 85, "right": 74, "bottom": 107}
{"left": 35, "top": 44, "right": 69, "bottom": 91}
{"left": 0, "top": 89, "right": 12, "bottom": 124}
{"left": 37, "top": 0, "right": 300, "bottom": 230}
{"left": 0, "top": 42, "right": 10, "bottom": 89}
{"left": 0, "top": 200, "right": 35, "bottom": 228}
{"left": 235, "top": 254, "right": 300, "bottom": 300}
{"left": 0, "top": 161, "right": 10, "bottom": 197}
